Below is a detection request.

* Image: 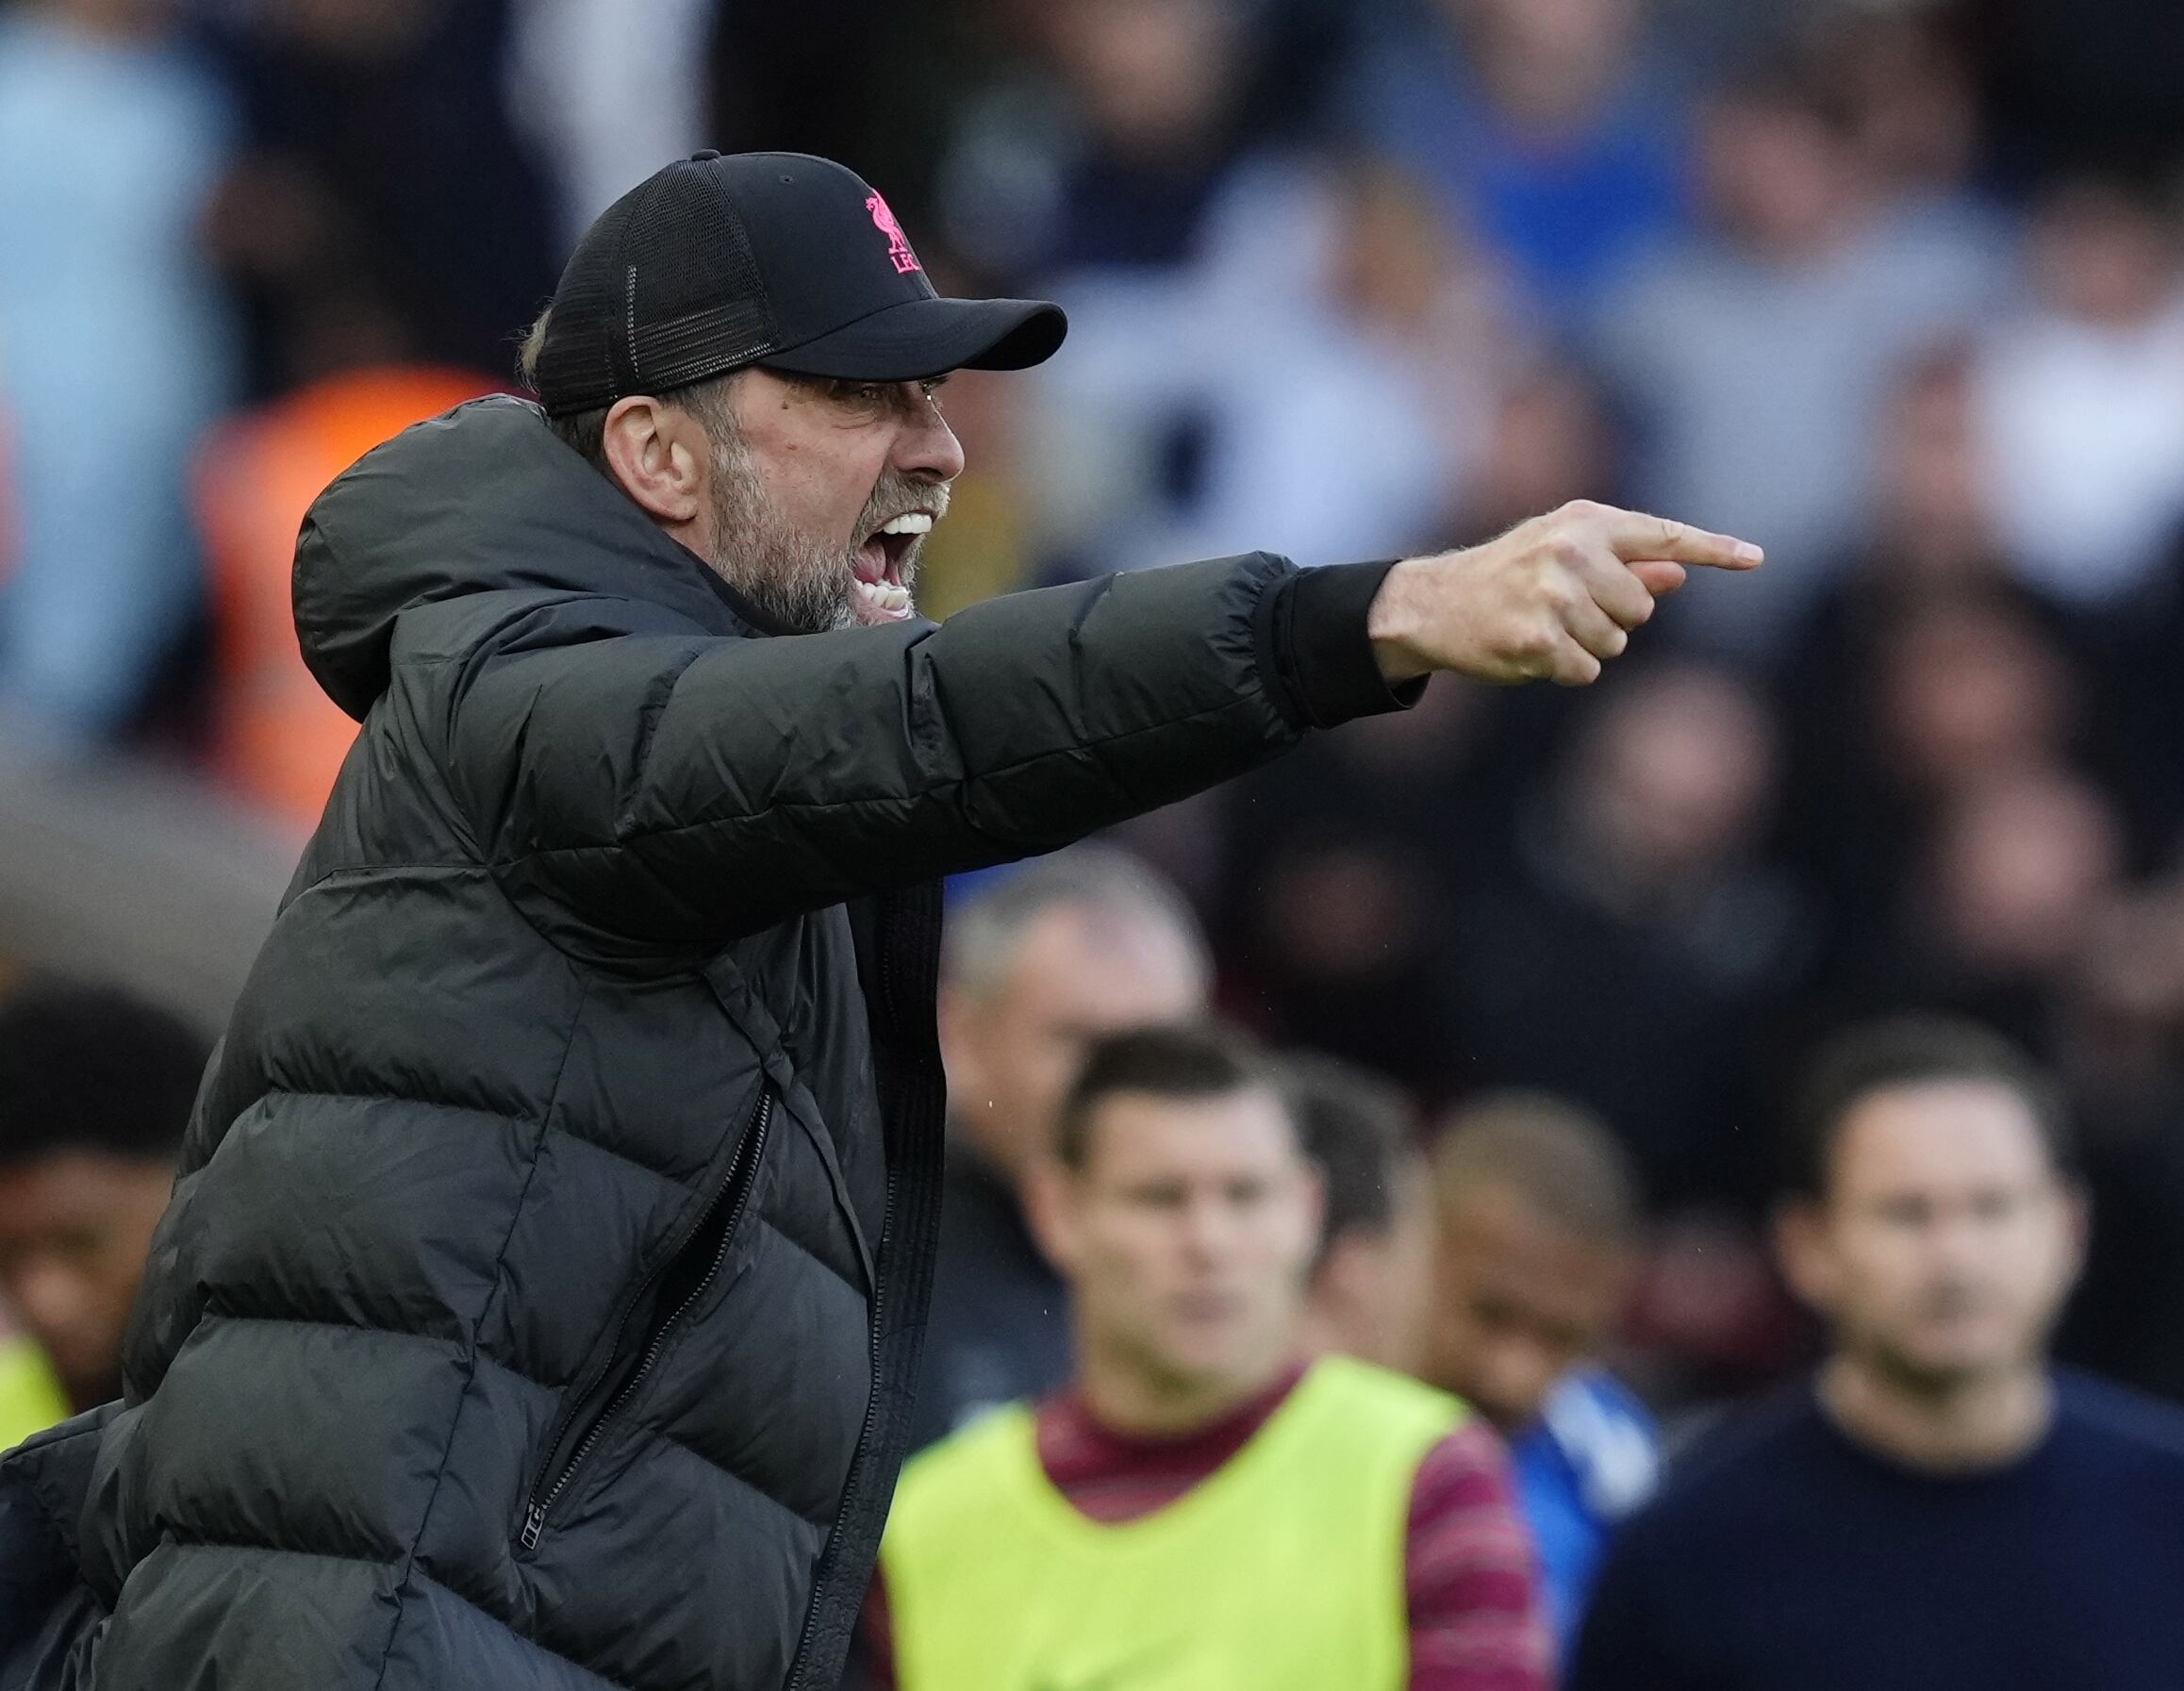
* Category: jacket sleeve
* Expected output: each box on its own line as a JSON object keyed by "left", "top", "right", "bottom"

{"left": 440, "top": 554, "right": 1413, "bottom": 953}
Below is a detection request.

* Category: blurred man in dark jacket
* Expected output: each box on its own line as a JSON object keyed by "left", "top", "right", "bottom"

{"left": 0, "top": 150, "right": 1757, "bottom": 1691}
{"left": 913, "top": 847, "right": 1209, "bottom": 1449}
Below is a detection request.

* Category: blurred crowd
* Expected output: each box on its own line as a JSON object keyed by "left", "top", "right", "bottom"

{"left": 6, "top": 0, "right": 2184, "bottom": 1679}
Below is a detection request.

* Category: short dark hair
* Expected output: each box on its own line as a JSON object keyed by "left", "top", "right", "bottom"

{"left": 1279, "top": 1053, "right": 1417, "bottom": 1258}
{"left": 0, "top": 979, "right": 207, "bottom": 1168}
{"left": 1786, "top": 1014, "right": 2073, "bottom": 1202}
{"left": 1055, "top": 1022, "right": 1283, "bottom": 1169}
{"left": 1431, "top": 1091, "right": 1640, "bottom": 1247}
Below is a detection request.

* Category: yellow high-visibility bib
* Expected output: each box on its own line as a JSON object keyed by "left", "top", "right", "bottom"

{"left": 881, "top": 1354, "right": 1464, "bottom": 1691}
{"left": 0, "top": 1335, "right": 68, "bottom": 1453}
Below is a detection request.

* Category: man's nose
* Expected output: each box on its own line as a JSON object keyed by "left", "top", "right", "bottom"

{"left": 1178, "top": 1194, "right": 1233, "bottom": 1263}
{"left": 893, "top": 389, "right": 966, "bottom": 483}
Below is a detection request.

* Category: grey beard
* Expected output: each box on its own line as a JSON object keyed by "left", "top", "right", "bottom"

{"left": 704, "top": 439, "right": 932, "bottom": 634}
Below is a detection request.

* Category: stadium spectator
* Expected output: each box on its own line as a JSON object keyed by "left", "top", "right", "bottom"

{"left": 192, "top": 364, "right": 496, "bottom": 825}
{"left": 915, "top": 846, "right": 1211, "bottom": 1449}
{"left": 1891, "top": 768, "right": 2124, "bottom": 1051}
{"left": 1772, "top": 347, "right": 2049, "bottom": 949}
{"left": 508, "top": 0, "right": 718, "bottom": 246}
{"left": 1423, "top": 1092, "right": 1659, "bottom": 1657}
{"left": 869, "top": 1023, "right": 1552, "bottom": 1690}
{"left": 2055, "top": 883, "right": 2184, "bottom": 1404}
{"left": 1975, "top": 174, "right": 2184, "bottom": 609}
{"left": 1591, "top": 52, "right": 1997, "bottom": 661}
{"left": 963, "top": 2, "right": 1464, "bottom": 581}
{"left": 1444, "top": 662, "right": 1809, "bottom": 1207}
{"left": 0, "top": 981, "right": 206, "bottom": 1413}
{"left": 1208, "top": 667, "right": 1520, "bottom": 1097}
{"left": 1342, "top": 0, "right": 1694, "bottom": 323}
{"left": 196, "top": 0, "right": 559, "bottom": 390}
{"left": 1450, "top": 358, "right": 1624, "bottom": 546}
{"left": 1283, "top": 1053, "right": 1434, "bottom": 1375}
{"left": 0, "top": 0, "right": 238, "bottom": 741}
{"left": 1571, "top": 1016, "right": 2184, "bottom": 1691}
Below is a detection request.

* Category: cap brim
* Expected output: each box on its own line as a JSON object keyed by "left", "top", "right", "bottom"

{"left": 756, "top": 295, "right": 1067, "bottom": 383}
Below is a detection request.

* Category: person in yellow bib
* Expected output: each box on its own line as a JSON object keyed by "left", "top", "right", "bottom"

{"left": 862, "top": 1023, "right": 1552, "bottom": 1691}
{"left": 0, "top": 1334, "right": 66, "bottom": 1454}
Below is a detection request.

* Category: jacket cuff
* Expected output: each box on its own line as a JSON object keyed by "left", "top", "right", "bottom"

{"left": 1254, "top": 559, "right": 1426, "bottom": 731}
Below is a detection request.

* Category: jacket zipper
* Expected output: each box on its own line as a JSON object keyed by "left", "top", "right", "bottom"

{"left": 784, "top": 894, "right": 929, "bottom": 1687}
{"left": 521, "top": 1087, "right": 775, "bottom": 1552}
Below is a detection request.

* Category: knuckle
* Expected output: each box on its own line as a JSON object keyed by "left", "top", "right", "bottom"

{"left": 1514, "top": 622, "right": 1559, "bottom": 664}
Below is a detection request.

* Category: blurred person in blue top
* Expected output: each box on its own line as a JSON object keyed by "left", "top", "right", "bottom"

{"left": 1339, "top": 0, "right": 1693, "bottom": 326}
{"left": 0, "top": 0, "right": 236, "bottom": 742}
{"left": 1571, "top": 1016, "right": 2184, "bottom": 1691}
{"left": 1421, "top": 1092, "right": 1658, "bottom": 1658}
{"left": 1589, "top": 46, "right": 1997, "bottom": 664}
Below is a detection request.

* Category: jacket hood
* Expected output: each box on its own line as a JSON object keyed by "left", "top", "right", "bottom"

{"left": 294, "top": 395, "right": 769, "bottom": 721}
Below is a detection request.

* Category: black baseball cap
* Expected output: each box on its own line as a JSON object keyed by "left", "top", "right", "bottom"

{"left": 530, "top": 151, "right": 1067, "bottom": 418}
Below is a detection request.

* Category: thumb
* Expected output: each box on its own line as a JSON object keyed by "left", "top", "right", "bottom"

{"left": 1631, "top": 560, "right": 1688, "bottom": 597}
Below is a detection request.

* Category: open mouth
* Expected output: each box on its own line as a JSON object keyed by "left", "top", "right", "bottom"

{"left": 852, "top": 510, "right": 933, "bottom": 624}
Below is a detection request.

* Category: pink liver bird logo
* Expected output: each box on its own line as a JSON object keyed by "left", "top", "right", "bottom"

{"left": 866, "top": 192, "right": 922, "bottom": 275}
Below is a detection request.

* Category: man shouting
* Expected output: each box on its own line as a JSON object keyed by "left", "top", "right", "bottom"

{"left": 0, "top": 151, "right": 1757, "bottom": 1691}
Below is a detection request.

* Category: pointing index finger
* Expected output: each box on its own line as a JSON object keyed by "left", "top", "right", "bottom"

{"left": 1599, "top": 508, "right": 1763, "bottom": 570}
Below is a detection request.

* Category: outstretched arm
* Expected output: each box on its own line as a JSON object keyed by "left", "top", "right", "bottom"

{"left": 445, "top": 503, "right": 1757, "bottom": 955}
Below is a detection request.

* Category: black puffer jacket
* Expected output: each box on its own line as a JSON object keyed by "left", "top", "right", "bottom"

{"left": 0, "top": 398, "right": 1410, "bottom": 1690}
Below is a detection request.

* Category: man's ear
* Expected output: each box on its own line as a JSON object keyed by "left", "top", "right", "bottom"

{"left": 1774, "top": 1197, "right": 1835, "bottom": 1316}
{"left": 936, "top": 985, "right": 983, "bottom": 1095}
{"left": 601, "top": 395, "right": 705, "bottom": 523}
{"left": 1023, "top": 1155, "right": 1077, "bottom": 1274}
{"left": 2059, "top": 1178, "right": 2092, "bottom": 1289}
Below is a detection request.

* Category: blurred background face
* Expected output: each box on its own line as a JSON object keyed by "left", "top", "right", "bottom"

{"left": 941, "top": 904, "right": 1207, "bottom": 1186}
{"left": 1877, "top": 606, "right": 2074, "bottom": 802}
{"left": 1570, "top": 666, "right": 1777, "bottom": 901}
{"left": 1699, "top": 93, "right": 1859, "bottom": 256}
{"left": 1040, "top": 0, "right": 1242, "bottom": 161}
{"left": 1040, "top": 1085, "right": 1322, "bottom": 1400}
{"left": 1928, "top": 772, "right": 2121, "bottom": 978}
{"left": 1874, "top": 353, "right": 1995, "bottom": 574}
{"left": 0, "top": 1153, "right": 173, "bottom": 1408}
{"left": 1427, "top": 1178, "right": 1627, "bottom": 1433}
{"left": 1782, "top": 1081, "right": 2082, "bottom": 1390}
{"left": 1456, "top": 0, "right": 1639, "bottom": 133}
{"left": 2028, "top": 182, "right": 2179, "bottom": 330}
{"left": 1302, "top": 1165, "right": 1436, "bottom": 1375}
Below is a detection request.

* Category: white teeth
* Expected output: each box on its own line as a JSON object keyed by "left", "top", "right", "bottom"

{"left": 853, "top": 577, "right": 912, "bottom": 615}
{"left": 879, "top": 512, "right": 933, "bottom": 536}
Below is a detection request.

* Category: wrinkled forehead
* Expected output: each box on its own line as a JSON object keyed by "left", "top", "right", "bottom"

{"left": 1828, "top": 1080, "right": 2060, "bottom": 1205}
